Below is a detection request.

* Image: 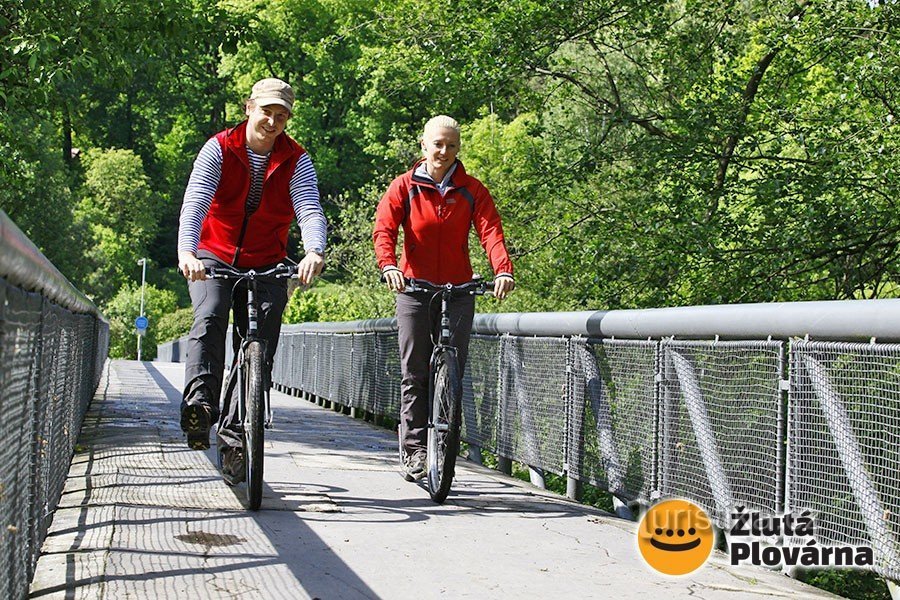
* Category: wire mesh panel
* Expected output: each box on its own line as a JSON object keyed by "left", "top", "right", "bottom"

{"left": 331, "top": 334, "right": 353, "bottom": 406}
{"left": 301, "top": 332, "right": 316, "bottom": 392}
{"left": 569, "top": 338, "right": 657, "bottom": 503}
{"left": 497, "top": 336, "right": 568, "bottom": 474}
{"left": 311, "top": 333, "right": 328, "bottom": 399}
{"left": 74, "top": 313, "right": 96, "bottom": 424}
{"left": 275, "top": 332, "right": 293, "bottom": 390}
{"left": 0, "top": 284, "right": 40, "bottom": 599}
{"left": 322, "top": 335, "right": 335, "bottom": 401}
{"left": 351, "top": 333, "right": 376, "bottom": 411}
{"left": 271, "top": 333, "right": 286, "bottom": 387}
{"left": 35, "top": 302, "right": 62, "bottom": 541}
{"left": 297, "top": 332, "right": 307, "bottom": 392}
{"left": 0, "top": 277, "right": 108, "bottom": 600}
{"left": 374, "top": 332, "right": 401, "bottom": 418}
{"left": 287, "top": 333, "right": 298, "bottom": 388}
{"left": 44, "top": 304, "right": 78, "bottom": 516}
{"left": 789, "top": 340, "right": 900, "bottom": 580}
{"left": 29, "top": 298, "right": 51, "bottom": 579}
{"left": 461, "top": 334, "right": 502, "bottom": 453}
{"left": 287, "top": 334, "right": 297, "bottom": 388}
{"left": 658, "top": 340, "right": 784, "bottom": 526}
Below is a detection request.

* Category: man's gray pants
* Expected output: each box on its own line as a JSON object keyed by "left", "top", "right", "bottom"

{"left": 396, "top": 291, "right": 475, "bottom": 455}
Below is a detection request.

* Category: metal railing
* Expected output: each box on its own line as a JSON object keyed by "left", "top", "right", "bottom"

{"left": 159, "top": 298, "right": 900, "bottom": 581}
{"left": 0, "top": 210, "right": 109, "bottom": 600}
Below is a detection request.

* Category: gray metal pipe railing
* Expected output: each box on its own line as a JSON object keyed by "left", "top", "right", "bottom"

{"left": 598, "top": 299, "right": 900, "bottom": 341}
{"left": 0, "top": 209, "right": 109, "bottom": 600}
{"left": 277, "top": 298, "right": 900, "bottom": 341}
{"left": 1, "top": 210, "right": 105, "bottom": 319}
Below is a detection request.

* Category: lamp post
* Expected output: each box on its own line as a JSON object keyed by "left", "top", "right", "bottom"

{"left": 137, "top": 257, "right": 147, "bottom": 361}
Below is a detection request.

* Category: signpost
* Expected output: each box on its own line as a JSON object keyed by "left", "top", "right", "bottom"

{"left": 136, "top": 258, "right": 147, "bottom": 361}
{"left": 135, "top": 315, "right": 149, "bottom": 332}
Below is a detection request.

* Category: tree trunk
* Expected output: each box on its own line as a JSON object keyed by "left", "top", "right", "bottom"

{"left": 62, "top": 103, "right": 73, "bottom": 166}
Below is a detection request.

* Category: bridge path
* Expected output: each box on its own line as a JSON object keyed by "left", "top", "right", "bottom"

{"left": 29, "top": 360, "right": 837, "bottom": 599}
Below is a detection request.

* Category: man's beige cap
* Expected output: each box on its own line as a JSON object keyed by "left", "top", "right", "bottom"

{"left": 250, "top": 78, "right": 294, "bottom": 111}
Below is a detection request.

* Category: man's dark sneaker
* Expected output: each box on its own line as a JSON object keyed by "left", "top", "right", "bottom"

{"left": 222, "top": 447, "right": 246, "bottom": 486}
{"left": 180, "top": 401, "right": 211, "bottom": 450}
{"left": 401, "top": 448, "right": 427, "bottom": 482}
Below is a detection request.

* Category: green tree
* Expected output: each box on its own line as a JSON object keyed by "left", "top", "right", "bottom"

{"left": 358, "top": 0, "right": 900, "bottom": 306}
{"left": 0, "top": 116, "right": 81, "bottom": 278}
{"left": 283, "top": 281, "right": 394, "bottom": 323}
{"left": 157, "top": 306, "right": 194, "bottom": 344}
{"left": 75, "top": 148, "right": 161, "bottom": 302}
{"left": 104, "top": 283, "right": 178, "bottom": 360}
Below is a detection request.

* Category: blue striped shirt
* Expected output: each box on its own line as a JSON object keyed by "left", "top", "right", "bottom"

{"left": 177, "top": 136, "right": 328, "bottom": 256}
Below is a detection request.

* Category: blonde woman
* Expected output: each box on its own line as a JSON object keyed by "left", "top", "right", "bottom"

{"left": 373, "top": 115, "right": 515, "bottom": 481}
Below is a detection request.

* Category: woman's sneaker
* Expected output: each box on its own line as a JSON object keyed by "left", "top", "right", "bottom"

{"left": 401, "top": 449, "right": 427, "bottom": 482}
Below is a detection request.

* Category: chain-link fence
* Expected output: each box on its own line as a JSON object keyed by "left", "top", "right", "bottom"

{"left": 1, "top": 213, "right": 109, "bottom": 600}
{"left": 257, "top": 332, "right": 634, "bottom": 505}
{"left": 569, "top": 338, "right": 657, "bottom": 503}
{"left": 658, "top": 340, "right": 784, "bottom": 524}
{"left": 160, "top": 302, "right": 900, "bottom": 580}
{"left": 789, "top": 340, "right": 900, "bottom": 581}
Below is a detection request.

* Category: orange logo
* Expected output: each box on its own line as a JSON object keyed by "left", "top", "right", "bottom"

{"left": 637, "top": 499, "right": 715, "bottom": 575}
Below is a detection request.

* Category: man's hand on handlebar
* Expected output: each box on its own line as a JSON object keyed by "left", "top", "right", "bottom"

{"left": 493, "top": 275, "right": 515, "bottom": 300}
{"left": 179, "top": 251, "right": 206, "bottom": 282}
{"left": 382, "top": 267, "right": 406, "bottom": 293}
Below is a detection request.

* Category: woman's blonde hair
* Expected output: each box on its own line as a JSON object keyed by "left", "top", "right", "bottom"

{"left": 423, "top": 115, "right": 461, "bottom": 136}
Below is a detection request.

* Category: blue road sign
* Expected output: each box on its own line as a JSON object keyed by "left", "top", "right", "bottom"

{"left": 135, "top": 315, "right": 149, "bottom": 330}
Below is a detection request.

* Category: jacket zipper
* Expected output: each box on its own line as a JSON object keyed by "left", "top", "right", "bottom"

{"left": 232, "top": 152, "right": 276, "bottom": 266}
{"left": 231, "top": 213, "right": 250, "bottom": 266}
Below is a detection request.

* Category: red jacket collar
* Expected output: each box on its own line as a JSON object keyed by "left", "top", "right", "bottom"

{"left": 410, "top": 158, "right": 466, "bottom": 190}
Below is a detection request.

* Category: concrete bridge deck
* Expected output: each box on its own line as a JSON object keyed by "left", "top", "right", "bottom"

{"left": 29, "top": 360, "right": 838, "bottom": 599}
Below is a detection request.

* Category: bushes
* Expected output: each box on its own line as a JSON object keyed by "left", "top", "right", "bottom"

{"left": 104, "top": 283, "right": 178, "bottom": 360}
{"left": 157, "top": 306, "right": 194, "bottom": 343}
{"left": 283, "top": 281, "right": 394, "bottom": 324}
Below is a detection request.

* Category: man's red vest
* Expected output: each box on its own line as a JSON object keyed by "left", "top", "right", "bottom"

{"left": 198, "top": 121, "right": 305, "bottom": 268}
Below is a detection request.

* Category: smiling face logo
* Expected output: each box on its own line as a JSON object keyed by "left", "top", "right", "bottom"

{"left": 637, "top": 499, "right": 714, "bottom": 575}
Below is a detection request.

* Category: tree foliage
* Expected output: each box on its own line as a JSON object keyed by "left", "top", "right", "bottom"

{"left": 157, "top": 306, "right": 195, "bottom": 344}
{"left": 283, "top": 281, "right": 394, "bottom": 323}
{"left": 104, "top": 283, "right": 178, "bottom": 360}
{"left": 1, "top": 5, "right": 896, "bottom": 595}
{"left": 75, "top": 148, "right": 161, "bottom": 301}
{"left": 1, "top": 0, "right": 899, "bottom": 357}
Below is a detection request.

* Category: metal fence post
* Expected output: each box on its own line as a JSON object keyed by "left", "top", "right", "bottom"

{"left": 528, "top": 467, "right": 546, "bottom": 489}
{"left": 565, "top": 336, "right": 580, "bottom": 500}
{"left": 496, "top": 334, "right": 512, "bottom": 475}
